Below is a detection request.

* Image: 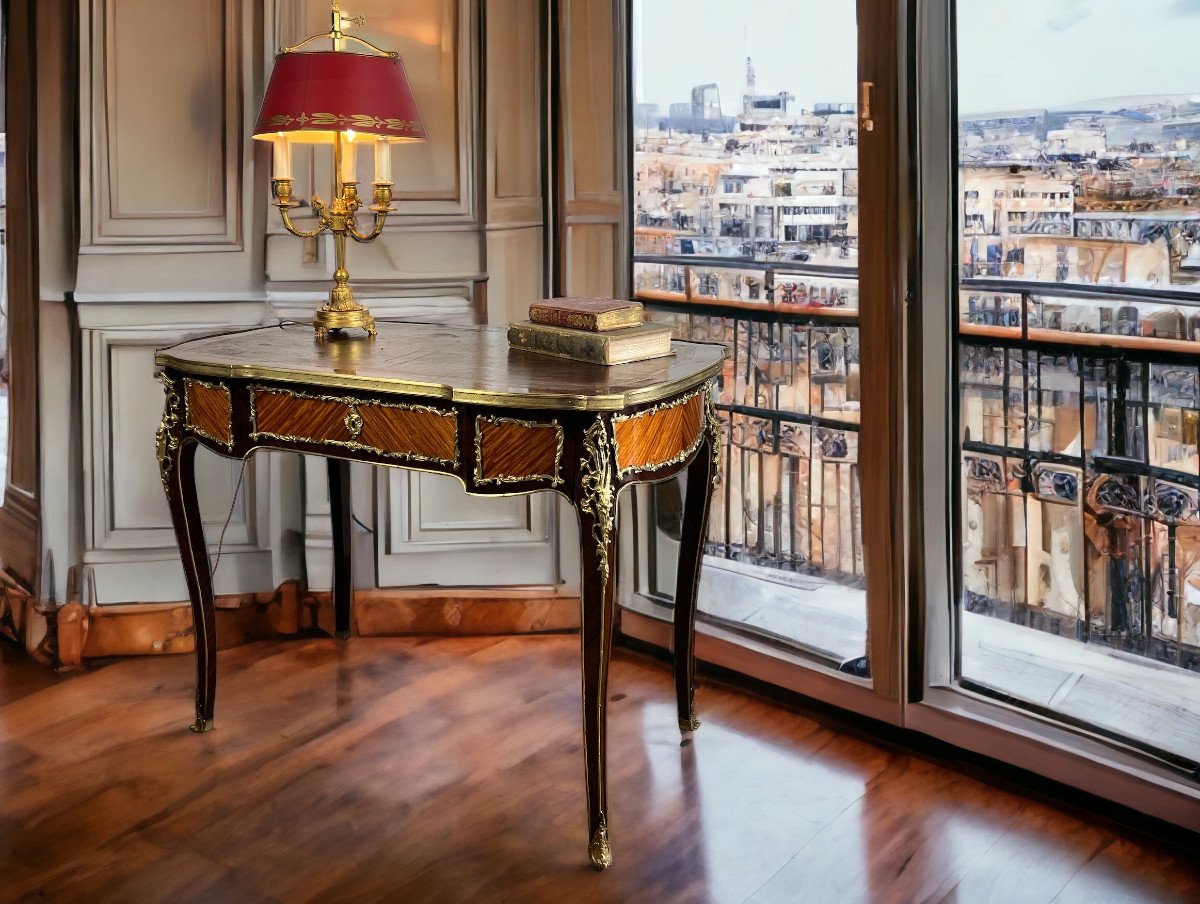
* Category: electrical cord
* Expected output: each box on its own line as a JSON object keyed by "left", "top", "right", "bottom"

{"left": 210, "top": 461, "right": 248, "bottom": 577}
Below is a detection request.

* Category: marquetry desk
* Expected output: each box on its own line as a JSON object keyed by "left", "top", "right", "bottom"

{"left": 154, "top": 322, "right": 726, "bottom": 870}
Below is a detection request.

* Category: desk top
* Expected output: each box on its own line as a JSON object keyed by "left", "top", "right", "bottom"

{"left": 156, "top": 322, "right": 727, "bottom": 411}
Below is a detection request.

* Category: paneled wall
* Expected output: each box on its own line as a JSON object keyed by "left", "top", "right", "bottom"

{"left": 68, "top": 0, "right": 274, "bottom": 605}
{"left": 47, "top": 0, "right": 556, "bottom": 606}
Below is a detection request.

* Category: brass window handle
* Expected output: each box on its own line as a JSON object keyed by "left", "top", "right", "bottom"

{"left": 860, "top": 81, "right": 875, "bottom": 132}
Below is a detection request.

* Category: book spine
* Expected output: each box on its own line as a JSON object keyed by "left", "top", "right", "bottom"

{"left": 528, "top": 308, "right": 603, "bottom": 331}
{"left": 508, "top": 325, "right": 611, "bottom": 364}
{"left": 528, "top": 307, "right": 642, "bottom": 332}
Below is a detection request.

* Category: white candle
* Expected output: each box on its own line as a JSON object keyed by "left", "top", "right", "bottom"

{"left": 272, "top": 134, "right": 292, "bottom": 180}
{"left": 374, "top": 138, "right": 392, "bottom": 184}
{"left": 340, "top": 131, "right": 358, "bottom": 184}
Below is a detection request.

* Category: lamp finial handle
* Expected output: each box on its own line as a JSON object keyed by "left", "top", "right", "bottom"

{"left": 331, "top": 0, "right": 366, "bottom": 47}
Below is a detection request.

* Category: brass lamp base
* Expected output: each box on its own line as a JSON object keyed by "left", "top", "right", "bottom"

{"left": 313, "top": 305, "right": 377, "bottom": 342}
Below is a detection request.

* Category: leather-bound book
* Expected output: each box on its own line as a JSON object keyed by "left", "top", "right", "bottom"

{"left": 508, "top": 321, "right": 673, "bottom": 365}
{"left": 528, "top": 297, "right": 644, "bottom": 332}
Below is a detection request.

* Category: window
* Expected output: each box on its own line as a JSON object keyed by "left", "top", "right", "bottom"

{"left": 628, "top": 0, "right": 873, "bottom": 674}
{"left": 606, "top": 0, "right": 1200, "bottom": 828}
{"left": 952, "top": 0, "right": 1200, "bottom": 770}
{"left": 615, "top": 0, "right": 1199, "bottom": 828}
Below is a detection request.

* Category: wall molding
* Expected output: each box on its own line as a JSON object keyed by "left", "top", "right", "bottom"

{"left": 79, "top": 321, "right": 279, "bottom": 604}
{"left": 14, "top": 581, "right": 581, "bottom": 669}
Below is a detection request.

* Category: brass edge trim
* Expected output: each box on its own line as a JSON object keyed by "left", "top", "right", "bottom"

{"left": 241, "top": 445, "right": 579, "bottom": 504}
{"left": 473, "top": 415, "right": 564, "bottom": 487}
{"left": 154, "top": 355, "right": 727, "bottom": 412}
{"left": 247, "top": 384, "right": 460, "bottom": 469}
{"left": 182, "top": 377, "right": 234, "bottom": 451}
{"left": 611, "top": 384, "right": 712, "bottom": 479}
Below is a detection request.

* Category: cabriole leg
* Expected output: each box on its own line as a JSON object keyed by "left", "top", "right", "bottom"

{"left": 575, "top": 417, "right": 619, "bottom": 870}
{"left": 673, "top": 391, "right": 720, "bottom": 736}
{"left": 158, "top": 377, "right": 217, "bottom": 734}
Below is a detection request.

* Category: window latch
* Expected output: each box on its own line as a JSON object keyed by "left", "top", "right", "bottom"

{"left": 860, "top": 81, "right": 875, "bottom": 132}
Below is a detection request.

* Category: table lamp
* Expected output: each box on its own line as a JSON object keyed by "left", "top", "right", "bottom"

{"left": 254, "top": 1, "right": 427, "bottom": 340}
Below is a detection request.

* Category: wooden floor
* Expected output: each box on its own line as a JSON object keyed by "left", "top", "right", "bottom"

{"left": 1, "top": 636, "right": 1198, "bottom": 904}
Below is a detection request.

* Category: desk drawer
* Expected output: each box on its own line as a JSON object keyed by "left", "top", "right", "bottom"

{"left": 250, "top": 387, "right": 458, "bottom": 466}
{"left": 612, "top": 387, "right": 707, "bottom": 478}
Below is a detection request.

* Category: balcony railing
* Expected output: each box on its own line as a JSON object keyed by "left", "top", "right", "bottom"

{"left": 635, "top": 254, "right": 864, "bottom": 583}
{"left": 955, "top": 278, "right": 1200, "bottom": 671}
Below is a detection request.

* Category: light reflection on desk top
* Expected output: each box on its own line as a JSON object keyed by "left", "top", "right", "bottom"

{"left": 156, "top": 322, "right": 727, "bottom": 411}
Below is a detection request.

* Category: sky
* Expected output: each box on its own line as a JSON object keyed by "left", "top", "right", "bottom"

{"left": 634, "top": 0, "right": 1200, "bottom": 115}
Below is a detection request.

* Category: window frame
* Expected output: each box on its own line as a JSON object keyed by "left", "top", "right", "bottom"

{"left": 908, "top": 0, "right": 1200, "bottom": 830}
{"left": 602, "top": 0, "right": 1200, "bottom": 830}
{"left": 613, "top": 0, "right": 911, "bottom": 726}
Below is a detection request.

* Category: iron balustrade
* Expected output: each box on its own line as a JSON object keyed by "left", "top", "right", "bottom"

{"left": 955, "top": 278, "right": 1200, "bottom": 672}
{"left": 634, "top": 255, "right": 864, "bottom": 583}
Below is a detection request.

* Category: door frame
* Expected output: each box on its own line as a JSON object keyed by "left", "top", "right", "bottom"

{"left": 0, "top": 0, "right": 42, "bottom": 590}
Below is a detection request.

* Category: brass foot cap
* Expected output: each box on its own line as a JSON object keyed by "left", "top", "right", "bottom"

{"left": 190, "top": 718, "right": 215, "bottom": 734}
{"left": 588, "top": 820, "right": 612, "bottom": 871}
{"left": 588, "top": 845, "right": 613, "bottom": 871}
{"left": 335, "top": 629, "right": 351, "bottom": 641}
{"left": 679, "top": 716, "right": 701, "bottom": 734}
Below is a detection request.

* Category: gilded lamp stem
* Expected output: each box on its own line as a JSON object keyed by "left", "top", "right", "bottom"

{"left": 271, "top": 129, "right": 395, "bottom": 340}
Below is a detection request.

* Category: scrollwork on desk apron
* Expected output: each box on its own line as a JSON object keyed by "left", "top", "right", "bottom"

{"left": 579, "top": 416, "right": 616, "bottom": 595}
{"left": 156, "top": 374, "right": 182, "bottom": 492}
{"left": 705, "top": 384, "right": 722, "bottom": 491}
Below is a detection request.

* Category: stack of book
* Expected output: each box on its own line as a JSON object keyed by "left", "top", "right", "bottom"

{"left": 508, "top": 298, "right": 674, "bottom": 365}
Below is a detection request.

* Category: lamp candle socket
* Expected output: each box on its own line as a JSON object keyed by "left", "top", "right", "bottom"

{"left": 272, "top": 178, "right": 294, "bottom": 207}
{"left": 371, "top": 182, "right": 395, "bottom": 212}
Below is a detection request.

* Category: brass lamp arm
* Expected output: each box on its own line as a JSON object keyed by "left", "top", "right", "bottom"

{"left": 348, "top": 215, "right": 387, "bottom": 243}
{"left": 348, "top": 183, "right": 395, "bottom": 242}
{"left": 278, "top": 206, "right": 329, "bottom": 240}
{"left": 272, "top": 183, "right": 329, "bottom": 239}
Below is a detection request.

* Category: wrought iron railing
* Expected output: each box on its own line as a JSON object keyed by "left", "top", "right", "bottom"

{"left": 956, "top": 278, "right": 1200, "bottom": 671}
{"left": 634, "top": 255, "right": 864, "bottom": 584}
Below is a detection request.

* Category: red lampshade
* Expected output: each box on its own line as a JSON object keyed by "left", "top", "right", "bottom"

{"left": 253, "top": 51, "right": 426, "bottom": 143}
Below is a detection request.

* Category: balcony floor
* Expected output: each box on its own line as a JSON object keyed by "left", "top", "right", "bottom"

{"left": 688, "top": 559, "right": 1198, "bottom": 763}
{"left": 962, "top": 612, "right": 1200, "bottom": 763}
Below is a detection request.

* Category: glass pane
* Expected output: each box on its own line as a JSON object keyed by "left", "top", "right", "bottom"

{"left": 630, "top": 1, "right": 868, "bottom": 672}
{"left": 954, "top": 0, "right": 1200, "bottom": 767}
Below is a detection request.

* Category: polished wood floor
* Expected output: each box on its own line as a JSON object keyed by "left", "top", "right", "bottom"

{"left": 1, "top": 636, "right": 1198, "bottom": 904}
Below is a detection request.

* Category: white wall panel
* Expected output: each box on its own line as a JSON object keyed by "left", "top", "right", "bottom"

{"left": 376, "top": 471, "right": 559, "bottom": 587}
{"left": 83, "top": 0, "right": 243, "bottom": 247}
{"left": 80, "top": 324, "right": 278, "bottom": 603}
